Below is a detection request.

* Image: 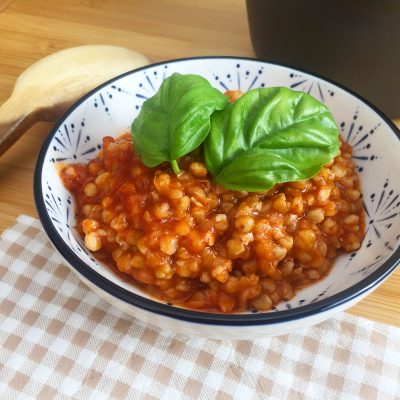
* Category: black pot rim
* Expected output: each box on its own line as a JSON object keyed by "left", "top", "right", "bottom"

{"left": 34, "top": 55, "right": 400, "bottom": 326}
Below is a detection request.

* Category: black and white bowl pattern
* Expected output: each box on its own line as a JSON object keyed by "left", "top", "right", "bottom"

{"left": 34, "top": 57, "right": 400, "bottom": 339}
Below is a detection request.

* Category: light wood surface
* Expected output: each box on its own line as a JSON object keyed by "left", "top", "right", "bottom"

{"left": 0, "top": 0, "right": 398, "bottom": 327}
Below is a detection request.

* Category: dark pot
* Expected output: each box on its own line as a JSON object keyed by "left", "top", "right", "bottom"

{"left": 246, "top": 0, "right": 400, "bottom": 117}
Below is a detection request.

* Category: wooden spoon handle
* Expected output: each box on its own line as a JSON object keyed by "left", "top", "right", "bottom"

{"left": 0, "top": 98, "right": 41, "bottom": 157}
{"left": 0, "top": 114, "right": 39, "bottom": 157}
{"left": 0, "top": 100, "right": 75, "bottom": 157}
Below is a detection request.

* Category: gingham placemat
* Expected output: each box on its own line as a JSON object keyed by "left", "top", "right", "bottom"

{"left": 0, "top": 215, "right": 399, "bottom": 400}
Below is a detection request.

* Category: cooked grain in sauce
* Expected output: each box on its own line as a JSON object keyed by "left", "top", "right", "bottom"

{"left": 61, "top": 134, "right": 364, "bottom": 313}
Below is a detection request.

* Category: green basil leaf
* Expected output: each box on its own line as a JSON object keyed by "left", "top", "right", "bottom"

{"left": 131, "top": 73, "right": 228, "bottom": 173}
{"left": 204, "top": 87, "right": 340, "bottom": 191}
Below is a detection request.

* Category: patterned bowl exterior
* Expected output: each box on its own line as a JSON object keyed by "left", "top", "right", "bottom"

{"left": 34, "top": 57, "right": 400, "bottom": 332}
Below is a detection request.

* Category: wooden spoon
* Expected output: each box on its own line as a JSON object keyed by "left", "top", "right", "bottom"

{"left": 0, "top": 45, "right": 149, "bottom": 156}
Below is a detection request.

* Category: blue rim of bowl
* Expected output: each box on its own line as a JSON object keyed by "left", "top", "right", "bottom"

{"left": 34, "top": 56, "right": 400, "bottom": 326}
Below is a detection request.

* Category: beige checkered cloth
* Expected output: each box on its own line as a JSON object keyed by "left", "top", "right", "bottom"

{"left": 0, "top": 215, "right": 399, "bottom": 400}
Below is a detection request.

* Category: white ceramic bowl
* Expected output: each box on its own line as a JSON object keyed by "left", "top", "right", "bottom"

{"left": 34, "top": 57, "right": 400, "bottom": 339}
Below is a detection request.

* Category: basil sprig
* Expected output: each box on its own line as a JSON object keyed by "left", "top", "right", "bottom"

{"left": 131, "top": 73, "right": 228, "bottom": 173}
{"left": 204, "top": 87, "right": 340, "bottom": 191}
{"left": 131, "top": 75, "right": 340, "bottom": 192}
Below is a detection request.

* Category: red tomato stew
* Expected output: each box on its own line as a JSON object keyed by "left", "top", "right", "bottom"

{"left": 60, "top": 133, "right": 364, "bottom": 313}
